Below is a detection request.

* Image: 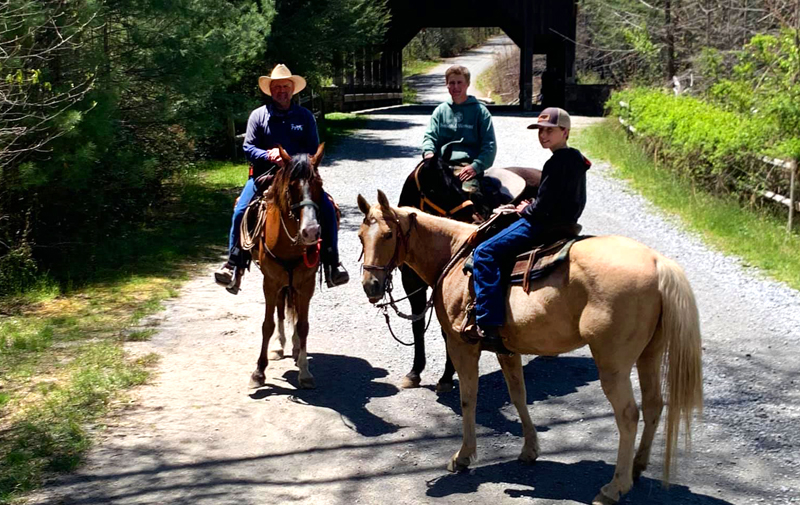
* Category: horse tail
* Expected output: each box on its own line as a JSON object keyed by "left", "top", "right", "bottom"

{"left": 656, "top": 255, "right": 704, "bottom": 484}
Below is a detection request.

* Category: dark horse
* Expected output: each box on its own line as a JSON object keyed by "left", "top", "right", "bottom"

{"left": 396, "top": 153, "right": 541, "bottom": 391}
{"left": 248, "top": 144, "right": 327, "bottom": 389}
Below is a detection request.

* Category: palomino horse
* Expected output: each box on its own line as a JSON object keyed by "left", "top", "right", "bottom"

{"left": 397, "top": 154, "right": 541, "bottom": 391}
{"left": 357, "top": 191, "right": 703, "bottom": 505}
{"left": 248, "top": 144, "right": 326, "bottom": 390}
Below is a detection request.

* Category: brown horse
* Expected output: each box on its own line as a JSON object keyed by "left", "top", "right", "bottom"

{"left": 397, "top": 154, "right": 541, "bottom": 391}
{"left": 357, "top": 191, "right": 703, "bottom": 505}
{"left": 248, "top": 144, "right": 326, "bottom": 390}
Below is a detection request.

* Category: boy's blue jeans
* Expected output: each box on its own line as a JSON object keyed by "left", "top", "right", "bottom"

{"left": 227, "top": 178, "right": 338, "bottom": 268}
{"left": 474, "top": 217, "right": 542, "bottom": 327}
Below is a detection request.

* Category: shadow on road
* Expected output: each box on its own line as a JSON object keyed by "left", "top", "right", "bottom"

{"left": 435, "top": 356, "right": 600, "bottom": 436}
{"left": 426, "top": 458, "right": 734, "bottom": 504}
{"left": 249, "top": 352, "right": 401, "bottom": 437}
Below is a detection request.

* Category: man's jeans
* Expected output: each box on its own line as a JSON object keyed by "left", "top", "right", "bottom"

{"left": 473, "top": 217, "right": 542, "bottom": 327}
{"left": 227, "top": 178, "right": 338, "bottom": 268}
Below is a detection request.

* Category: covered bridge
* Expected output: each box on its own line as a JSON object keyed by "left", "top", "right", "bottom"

{"left": 328, "top": 0, "right": 604, "bottom": 112}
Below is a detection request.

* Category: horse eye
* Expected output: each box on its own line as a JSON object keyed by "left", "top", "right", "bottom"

{"left": 382, "top": 231, "right": 393, "bottom": 240}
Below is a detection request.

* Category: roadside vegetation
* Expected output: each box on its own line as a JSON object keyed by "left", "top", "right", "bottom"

{"left": 573, "top": 121, "right": 800, "bottom": 290}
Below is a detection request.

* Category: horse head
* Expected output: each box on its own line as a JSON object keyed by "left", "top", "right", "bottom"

{"left": 416, "top": 152, "right": 473, "bottom": 218}
{"left": 357, "top": 190, "right": 413, "bottom": 303}
{"left": 269, "top": 143, "right": 326, "bottom": 247}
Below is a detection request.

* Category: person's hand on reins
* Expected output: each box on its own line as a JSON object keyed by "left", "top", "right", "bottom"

{"left": 458, "top": 165, "right": 477, "bottom": 181}
{"left": 267, "top": 147, "right": 285, "bottom": 168}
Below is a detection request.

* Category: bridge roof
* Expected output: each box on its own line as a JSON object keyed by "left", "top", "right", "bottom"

{"left": 386, "top": 0, "right": 577, "bottom": 49}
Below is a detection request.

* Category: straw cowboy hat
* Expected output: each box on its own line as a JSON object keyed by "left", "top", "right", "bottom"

{"left": 258, "top": 64, "right": 307, "bottom": 96}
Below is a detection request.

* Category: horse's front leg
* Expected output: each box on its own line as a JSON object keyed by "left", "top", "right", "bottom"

{"left": 438, "top": 330, "right": 456, "bottom": 393}
{"left": 268, "top": 288, "right": 288, "bottom": 360}
{"left": 446, "top": 336, "right": 481, "bottom": 472}
{"left": 497, "top": 353, "right": 539, "bottom": 463}
{"left": 250, "top": 296, "right": 277, "bottom": 388}
{"left": 400, "top": 265, "right": 427, "bottom": 389}
{"left": 293, "top": 290, "right": 315, "bottom": 389}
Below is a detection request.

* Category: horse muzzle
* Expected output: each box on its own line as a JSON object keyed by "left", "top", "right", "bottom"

{"left": 362, "top": 273, "right": 385, "bottom": 304}
{"left": 299, "top": 221, "right": 321, "bottom": 246}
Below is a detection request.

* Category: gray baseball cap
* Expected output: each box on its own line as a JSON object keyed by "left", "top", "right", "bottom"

{"left": 527, "top": 107, "right": 571, "bottom": 129}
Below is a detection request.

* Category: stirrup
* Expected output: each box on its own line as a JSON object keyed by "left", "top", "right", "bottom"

{"left": 325, "top": 262, "right": 349, "bottom": 288}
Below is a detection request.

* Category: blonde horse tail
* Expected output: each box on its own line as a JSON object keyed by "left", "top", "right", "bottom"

{"left": 656, "top": 255, "right": 703, "bottom": 484}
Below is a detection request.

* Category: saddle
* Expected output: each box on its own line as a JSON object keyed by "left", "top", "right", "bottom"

{"left": 462, "top": 213, "right": 587, "bottom": 293}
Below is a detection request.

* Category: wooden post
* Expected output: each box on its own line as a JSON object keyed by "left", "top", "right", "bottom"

{"left": 789, "top": 158, "right": 797, "bottom": 233}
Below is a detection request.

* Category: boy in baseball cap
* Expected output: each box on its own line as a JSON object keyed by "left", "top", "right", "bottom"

{"left": 468, "top": 107, "right": 592, "bottom": 355}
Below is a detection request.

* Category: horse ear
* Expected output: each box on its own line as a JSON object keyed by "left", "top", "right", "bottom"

{"left": 377, "top": 190, "right": 391, "bottom": 210}
{"left": 310, "top": 143, "right": 325, "bottom": 168}
{"left": 357, "top": 194, "right": 371, "bottom": 216}
{"left": 278, "top": 145, "right": 292, "bottom": 164}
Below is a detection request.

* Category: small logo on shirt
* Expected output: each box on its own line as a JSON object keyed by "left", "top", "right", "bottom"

{"left": 291, "top": 124, "right": 303, "bottom": 131}
{"left": 454, "top": 112, "right": 464, "bottom": 122}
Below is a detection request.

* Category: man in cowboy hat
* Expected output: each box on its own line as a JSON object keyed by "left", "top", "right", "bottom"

{"left": 215, "top": 64, "right": 349, "bottom": 293}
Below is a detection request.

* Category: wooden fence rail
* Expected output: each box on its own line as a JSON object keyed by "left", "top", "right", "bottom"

{"left": 617, "top": 101, "right": 798, "bottom": 232}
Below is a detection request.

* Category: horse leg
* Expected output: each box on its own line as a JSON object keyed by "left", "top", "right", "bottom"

{"left": 250, "top": 300, "right": 277, "bottom": 388}
{"left": 400, "top": 266, "right": 427, "bottom": 389}
{"left": 293, "top": 293, "right": 315, "bottom": 389}
{"left": 593, "top": 364, "right": 639, "bottom": 505}
{"left": 437, "top": 330, "right": 456, "bottom": 393}
{"left": 632, "top": 333, "right": 665, "bottom": 481}
{"left": 446, "top": 337, "right": 481, "bottom": 472}
{"left": 268, "top": 289, "right": 287, "bottom": 360}
{"left": 497, "top": 353, "right": 539, "bottom": 463}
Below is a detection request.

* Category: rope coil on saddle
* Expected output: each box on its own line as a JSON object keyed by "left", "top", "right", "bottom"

{"left": 240, "top": 197, "right": 268, "bottom": 252}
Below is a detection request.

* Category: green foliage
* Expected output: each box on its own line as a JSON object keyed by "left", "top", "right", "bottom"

{"left": 574, "top": 121, "right": 800, "bottom": 289}
{"left": 708, "top": 30, "right": 800, "bottom": 159}
{"left": 403, "top": 28, "right": 499, "bottom": 61}
{"left": 608, "top": 87, "right": 797, "bottom": 202}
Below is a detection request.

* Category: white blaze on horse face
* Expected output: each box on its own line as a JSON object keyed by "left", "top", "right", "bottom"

{"left": 298, "top": 181, "right": 320, "bottom": 246}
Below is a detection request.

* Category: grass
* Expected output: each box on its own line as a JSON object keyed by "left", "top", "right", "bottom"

{"left": 0, "top": 112, "right": 366, "bottom": 504}
{"left": 573, "top": 120, "right": 800, "bottom": 290}
{"left": 402, "top": 58, "right": 440, "bottom": 104}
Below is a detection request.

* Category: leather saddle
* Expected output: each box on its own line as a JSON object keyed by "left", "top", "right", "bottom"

{"left": 483, "top": 167, "right": 531, "bottom": 204}
{"left": 463, "top": 214, "right": 587, "bottom": 292}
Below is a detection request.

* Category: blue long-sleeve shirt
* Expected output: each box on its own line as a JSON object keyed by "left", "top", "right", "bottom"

{"left": 243, "top": 103, "right": 319, "bottom": 178}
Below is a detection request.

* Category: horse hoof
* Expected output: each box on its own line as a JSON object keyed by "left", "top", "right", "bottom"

{"left": 299, "top": 377, "right": 316, "bottom": 389}
{"left": 268, "top": 350, "right": 284, "bottom": 361}
{"left": 435, "top": 381, "right": 454, "bottom": 393}
{"left": 447, "top": 457, "right": 470, "bottom": 473}
{"left": 592, "top": 492, "right": 618, "bottom": 505}
{"left": 517, "top": 450, "right": 538, "bottom": 465}
{"left": 249, "top": 372, "right": 266, "bottom": 388}
{"left": 400, "top": 374, "right": 421, "bottom": 389}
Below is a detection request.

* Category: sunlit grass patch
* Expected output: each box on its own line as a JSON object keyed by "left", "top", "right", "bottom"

{"left": 0, "top": 343, "right": 152, "bottom": 502}
{"left": 573, "top": 120, "right": 800, "bottom": 290}
{"left": 124, "top": 329, "right": 157, "bottom": 342}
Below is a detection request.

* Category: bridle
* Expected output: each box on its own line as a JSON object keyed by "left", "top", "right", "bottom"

{"left": 361, "top": 210, "right": 416, "bottom": 279}
{"left": 360, "top": 210, "right": 435, "bottom": 346}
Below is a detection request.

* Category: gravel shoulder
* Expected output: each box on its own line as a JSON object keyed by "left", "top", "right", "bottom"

{"left": 24, "top": 79, "right": 800, "bottom": 505}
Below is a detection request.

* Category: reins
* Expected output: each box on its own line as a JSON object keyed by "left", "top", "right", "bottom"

{"left": 363, "top": 209, "right": 477, "bottom": 346}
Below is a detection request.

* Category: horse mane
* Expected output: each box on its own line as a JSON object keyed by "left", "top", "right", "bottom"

{"left": 267, "top": 153, "right": 323, "bottom": 214}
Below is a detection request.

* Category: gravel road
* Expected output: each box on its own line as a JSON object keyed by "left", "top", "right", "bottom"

{"left": 27, "top": 53, "right": 800, "bottom": 505}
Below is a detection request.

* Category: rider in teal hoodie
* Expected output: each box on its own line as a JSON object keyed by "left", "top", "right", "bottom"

{"left": 422, "top": 65, "right": 496, "bottom": 202}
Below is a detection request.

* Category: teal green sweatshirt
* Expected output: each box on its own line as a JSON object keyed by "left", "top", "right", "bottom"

{"left": 421, "top": 96, "right": 497, "bottom": 174}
